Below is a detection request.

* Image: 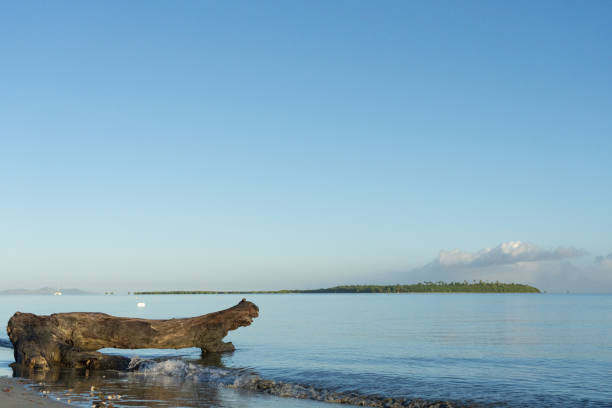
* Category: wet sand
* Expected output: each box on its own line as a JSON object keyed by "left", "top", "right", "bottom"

{"left": 0, "top": 377, "right": 67, "bottom": 407}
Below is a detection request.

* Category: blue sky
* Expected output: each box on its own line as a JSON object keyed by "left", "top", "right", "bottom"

{"left": 1, "top": 1, "right": 611, "bottom": 292}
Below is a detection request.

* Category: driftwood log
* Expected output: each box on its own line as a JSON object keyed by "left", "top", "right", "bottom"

{"left": 7, "top": 299, "right": 259, "bottom": 370}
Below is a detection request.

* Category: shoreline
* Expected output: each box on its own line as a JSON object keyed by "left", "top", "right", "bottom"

{"left": 0, "top": 377, "right": 67, "bottom": 407}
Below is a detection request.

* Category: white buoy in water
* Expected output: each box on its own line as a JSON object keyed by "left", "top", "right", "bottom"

{"left": 137, "top": 302, "right": 146, "bottom": 308}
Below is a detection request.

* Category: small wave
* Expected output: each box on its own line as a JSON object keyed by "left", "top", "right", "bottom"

{"left": 129, "top": 358, "right": 468, "bottom": 408}
{"left": 129, "top": 358, "right": 248, "bottom": 386}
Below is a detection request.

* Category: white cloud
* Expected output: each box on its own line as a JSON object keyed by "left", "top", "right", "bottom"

{"left": 432, "top": 241, "right": 585, "bottom": 268}
{"left": 387, "top": 241, "right": 612, "bottom": 292}
{"left": 595, "top": 252, "right": 612, "bottom": 267}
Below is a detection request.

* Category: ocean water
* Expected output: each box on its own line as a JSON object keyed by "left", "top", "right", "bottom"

{"left": 1, "top": 294, "right": 611, "bottom": 407}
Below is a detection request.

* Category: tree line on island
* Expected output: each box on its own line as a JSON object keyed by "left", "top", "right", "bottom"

{"left": 134, "top": 281, "right": 540, "bottom": 295}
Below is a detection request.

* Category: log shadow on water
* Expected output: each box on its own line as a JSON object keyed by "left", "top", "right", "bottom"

{"left": 12, "top": 355, "right": 229, "bottom": 407}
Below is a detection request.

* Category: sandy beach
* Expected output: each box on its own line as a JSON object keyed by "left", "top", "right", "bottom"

{"left": 0, "top": 377, "right": 67, "bottom": 407}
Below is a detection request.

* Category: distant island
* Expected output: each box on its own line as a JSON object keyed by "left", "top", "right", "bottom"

{"left": 135, "top": 281, "right": 540, "bottom": 295}
{"left": 0, "top": 287, "right": 94, "bottom": 295}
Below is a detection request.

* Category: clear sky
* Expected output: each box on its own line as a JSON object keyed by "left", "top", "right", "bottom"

{"left": 1, "top": 1, "right": 611, "bottom": 292}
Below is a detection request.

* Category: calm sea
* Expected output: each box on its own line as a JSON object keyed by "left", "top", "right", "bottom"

{"left": 1, "top": 294, "right": 611, "bottom": 407}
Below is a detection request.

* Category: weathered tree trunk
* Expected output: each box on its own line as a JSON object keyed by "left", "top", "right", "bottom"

{"left": 7, "top": 299, "right": 259, "bottom": 370}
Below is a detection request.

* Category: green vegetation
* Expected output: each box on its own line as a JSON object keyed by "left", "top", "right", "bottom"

{"left": 134, "top": 281, "right": 540, "bottom": 295}
{"left": 134, "top": 290, "right": 295, "bottom": 295}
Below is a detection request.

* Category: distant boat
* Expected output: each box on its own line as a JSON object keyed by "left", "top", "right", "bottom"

{"left": 54, "top": 290, "right": 62, "bottom": 296}
{"left": 137, "top": 302, "right": 146, "bottom": 308}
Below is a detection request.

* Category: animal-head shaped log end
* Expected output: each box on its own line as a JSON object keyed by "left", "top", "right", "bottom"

{"left": 228, "top": 300, "right": 259, "bottom": 329}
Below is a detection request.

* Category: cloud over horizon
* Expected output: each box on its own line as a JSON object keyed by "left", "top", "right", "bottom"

{"left": 431, "top": 241, "right": 585, "bottom": 268}
{"left": 393, "top": 241, "right": 611, "bottom": 293}
{"left": 595, "top": 252, "right": 612, "bottom": 267}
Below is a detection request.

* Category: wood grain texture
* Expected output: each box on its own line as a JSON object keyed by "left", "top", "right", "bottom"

{"left": 7, "top": 299, "right": 259, "bottom": 370}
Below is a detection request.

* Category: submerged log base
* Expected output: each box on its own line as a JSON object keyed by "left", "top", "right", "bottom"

{"left": 7, "top": 299, "right": 259, "bottom": 370}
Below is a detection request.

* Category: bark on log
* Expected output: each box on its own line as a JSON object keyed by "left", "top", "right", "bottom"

{"left": 6, "top": 299, "right": 259, "bottom": 370}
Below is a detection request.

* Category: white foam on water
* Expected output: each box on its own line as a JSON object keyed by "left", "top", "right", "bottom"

{"left": 126, "top": 358, "right": 436, "bottom": 407}
{"left": 129, "top": 358, "right": 255, "bottom": 386}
